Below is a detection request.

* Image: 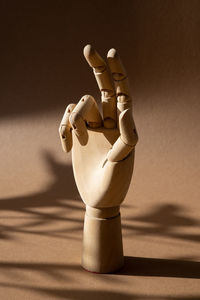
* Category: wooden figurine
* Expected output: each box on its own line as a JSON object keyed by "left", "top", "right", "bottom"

{"left": 59, "top": 45, "right": 138, "bottom": 273}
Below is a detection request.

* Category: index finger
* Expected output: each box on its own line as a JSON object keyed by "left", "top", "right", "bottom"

{"left": 83, "top": 45, "right": 117, "bottom": 128}
{"left": 107, "top": 49, "right": 132, "bottom": 115}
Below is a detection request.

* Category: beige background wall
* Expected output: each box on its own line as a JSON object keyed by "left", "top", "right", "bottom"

{"left": 0, "top": 1, "right": 200, "bottom": 299}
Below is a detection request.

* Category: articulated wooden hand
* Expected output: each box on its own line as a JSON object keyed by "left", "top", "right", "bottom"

{"left": 59, "top": 45, "right": 138, "bottom": 209}
{"left": 59, "top": 45, "right": 138, "bottom": 273}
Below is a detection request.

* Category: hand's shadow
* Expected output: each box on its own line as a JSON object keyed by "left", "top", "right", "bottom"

{"left": 0, "top": 150, "right": 83, "bottom": 240}
{"left": 116, "top": 256, "right": 200, "bottom": 279}
{"left": 123, "top": 204, "right": 200, "bottom": 243}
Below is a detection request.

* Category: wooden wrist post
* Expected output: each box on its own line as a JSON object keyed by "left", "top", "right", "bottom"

{"left": 82, "top": 205, "right": 124, "bottom": 273}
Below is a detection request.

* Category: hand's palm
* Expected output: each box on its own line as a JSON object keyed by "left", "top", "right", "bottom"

{"left": 72, "top": 127, "right": 134, "bottom": 207}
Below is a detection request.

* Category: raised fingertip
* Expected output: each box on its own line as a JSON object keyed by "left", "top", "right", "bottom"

{"left": 107, "top": 48, "right": 127, "bottom": 80}
{"left": 83, "top": 44, "right": 95, "bottom": 59}
{"left": 83, "top": 44, "right": 106, "bottom": 70}
{"left": 107, "top": 48, "right": 118, "bottom": 59}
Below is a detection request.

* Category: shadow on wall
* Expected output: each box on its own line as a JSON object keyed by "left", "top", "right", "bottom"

{"left": 0, "top": 150, "right": 83, "bottom": 240}
{"left": 0, "top": 150, "right": 199, "bottom": 244}
{"left": 123, "top": 203, "right": 200, "bottom": 244}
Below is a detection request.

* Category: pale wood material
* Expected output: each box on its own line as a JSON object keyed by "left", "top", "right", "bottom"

{"left": 72, "top": 128, "right": 134, "bottom": 207}
{"left": 107, "top": 48, "right": 132, "bottom": 117}
{"left": 59, "top": 103, "right": 76, "bottom": 153}
{"left": 84, "top": 45, "right": 117, "bottom": 128}
{"left": 69, "top": 95, "right": 102, "bottom": 139}
{"left": 59, "top": 45, "right": 138, "bottom": 273}
{"left": 82, "top": 206, "right": 124, "bottom": 273}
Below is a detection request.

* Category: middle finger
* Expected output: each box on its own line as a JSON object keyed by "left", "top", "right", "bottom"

{"left": 84, "top": 45, "right": 117, "bottom": 128}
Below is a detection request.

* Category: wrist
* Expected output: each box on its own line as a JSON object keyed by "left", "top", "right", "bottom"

{"left": 85, "top": 205, "right": 120, "bottom": 219}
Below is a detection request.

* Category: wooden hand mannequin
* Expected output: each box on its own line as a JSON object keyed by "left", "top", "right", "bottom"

{"left": 59, "top": 45, "right": 138, "bottom": 273}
